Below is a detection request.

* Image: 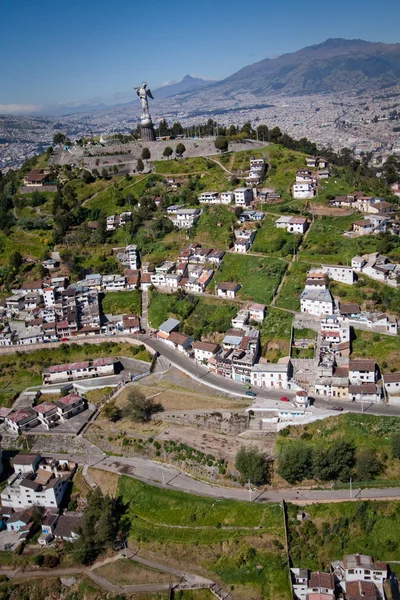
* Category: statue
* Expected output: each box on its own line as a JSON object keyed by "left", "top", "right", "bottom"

{"left": 134, "top": 82, "right": 154, "bottom": 122}
{"left": 134, "top": 82, "right": 155, "bottom": 141}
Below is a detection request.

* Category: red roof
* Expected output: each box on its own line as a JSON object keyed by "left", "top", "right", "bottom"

{"left": 48, "top": 361, "right": 89, "bottom": 374}
{"left": 92, "top": 357, "right": 115, "bottom": 367}
{"left": 56, "top": 393, "right": 82, "bottom": 406}
{"left": 33, "top": 402, "right": 57, "bottom": 414}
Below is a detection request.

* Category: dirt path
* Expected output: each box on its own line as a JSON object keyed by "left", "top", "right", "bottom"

{"left": 270, "top": 221, "right": 313, "bottom": 307}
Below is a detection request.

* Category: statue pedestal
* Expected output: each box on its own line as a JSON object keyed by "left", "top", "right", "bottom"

{"left": 141, "top": 121, "right": 155, "bottom": 142}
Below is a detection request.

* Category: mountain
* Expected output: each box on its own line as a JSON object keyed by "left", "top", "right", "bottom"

{"left": 154, "top": 75, "right": 214, "bottom": 99}
{"left": 201, "top": 38, "right": 400, "bottom": 97}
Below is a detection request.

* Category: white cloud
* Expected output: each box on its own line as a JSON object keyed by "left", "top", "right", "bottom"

{"left": 0, "top": 104, "right": 42, "bottom": 114}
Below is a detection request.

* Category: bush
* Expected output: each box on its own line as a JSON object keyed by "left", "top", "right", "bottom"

{"left": 392, "top": 432, "right": 400, "bottom": 459}
{"left": 33, "top": 554, "right": 44, "bottom": 566}
{"left": 278, "top": 441, "right": 313, "bottom": 484}
{"left": 235, "top": 445, "right": 270, "bottom": 485}
{"left": 43, "top": 554, "right": 60, "bottom": 568}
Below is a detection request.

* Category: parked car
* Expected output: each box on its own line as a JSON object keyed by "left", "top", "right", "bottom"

{"left": 280, "top": 396, "right": 290, "bottom": 402}
{"left": 242, "top": 384, "right": 251, "bottom": 390}
{"left": 246, "top": 391, "right": 257, "bottom": 398}
{"left": 331, "top": 406, "right": 343, "bottom": 411}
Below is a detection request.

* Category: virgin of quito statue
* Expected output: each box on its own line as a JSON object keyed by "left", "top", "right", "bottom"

{"left": 134, "top": 82, "right": 155, "bottom": 142}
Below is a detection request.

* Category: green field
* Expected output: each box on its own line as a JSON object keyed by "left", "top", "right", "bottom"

{"left": 330, "top": 275, "right": 400, "bottom": 316}
{"left": 275, "top": 261, "right": 311, "bottom": 311}
{"left": 154, "top": 155, "right": 232, "bottom": 191}
{"left": 287, "top": 500, "right": 400, "bottom": 570}
{"left": 193, "top": 205, "right": 237, "bottom": 249}
{"left": 101, "top": 290, "right": 141, "bottom": 315}
{"left": 118, "top": 475, "right": 290, "bottom": 600}
{"left": 351, "top": 330, "right": 400, "bottom": 371}
{"left": 148, "top": 290, "right": 236, "bottom": 337}
{"left": 260, "top": 308, "right": 293, "bottom": 361}
{"left": 252, "top": 215, "right": 302, "bottom": 258}
{"left": 0, "top": 230, "right": 50, "bottom": 266}
{"left": 214, "top": 254, "right": 287, "bottom": 305}
{"left": 84, "top": 174, "right": 150, "bottom": 213}
{"left": 297, "top": 215, "right": 383, "bottom": 264}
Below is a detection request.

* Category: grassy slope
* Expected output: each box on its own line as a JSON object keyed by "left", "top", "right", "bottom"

{"left": 252, "top": 215, "right": 301, "bottom": 258}
{"left": 118, "top": 475, "right": 290, "bottom": 600}
{"left": 101, "top": 290, "right": 141, "bottom": 315}
{"left": 147, "top": 290, "right": 236, "bottom": 337}
{"left": 214, "top": 254, "right": 287, "bottom": 305}
{"left": 193, "top": 205, "right": 236, "bottom": 249}
{"left": 351, "top": 330, "right": 400, "bottom": 371}
{"left": 260, "top": 308, "right": 293, "bottom": 361}
{"left": 297, "top": 215, "right": 383, "bottom": 265}
{"left": 287, "top": 500, "right": 400, "bottom": 571}
{"left": 275, "top": 261, "right": 311, "bottom": 312}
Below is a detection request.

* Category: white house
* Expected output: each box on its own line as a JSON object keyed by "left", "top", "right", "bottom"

{"left": 296, "top": 169, "right": 312, "bottom": 182}
{"left": 340, "top": 554, "right": 387, "bottom": 584}
{"left": 233, "top": 238, "right": 250, "bottom": 253}
{"left": 217, "top": 282, "right": 241, "bottom": 299}
{"left": 251, "top": 362, "right": 290, "bottom": 390}
{"left": 199, "top": 192, "right": 219, "bottom": 204}
{"left": 300, "top": 288, "right": 334, "bottom": 316}
{"left": 220, "top": 191, "right": 234, "bottom": 203}
{"left": 349, "top": 359, "right": 377, "bottom": 384}
{"left": 164, "top": 332, "right": 193, "bottom": 354}
{"left": 169, "top": 208, "right": 201, "bottom": 229}
{"left": 42, "top": 358, "right": 116, "bottom": 385}
{"left": 43, "top": 287, "right": 56, "bottom": 308}
{"left": 232, "top": 309, "right": 249, "bottom": 329}
{"left": 275, "top": 216, "right": 308, "bottom": 234}
{"left": 234, "top": 188, "right": 253, "bottom": 206}
{"left": 293, "top": 183, "right": 315, "bottom": 199}
{"left": 248, "top": 303, "right": 265, "bottom": 323}
{"left": 322, "top": 265, "right": 354, "bottom": 285}
{"left": 102, "top": 274, "right": 126, "bottom": 292}
{"left": 383, "top": 372, "right": 400, "bottom": 397}
{"left": 348, "top": 384, "right": 381, "bottom": 403}
{"left": 351, "top": 256, "right": 366, "bottom": 271}
{"left": 192, "top": 341, "right": 220, "bottom": 364}
{"left": 1, "top": 457, "right": 76, "bottom": 511}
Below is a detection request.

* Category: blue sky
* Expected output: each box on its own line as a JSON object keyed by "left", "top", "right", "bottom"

{"left": 0, "top": 0, "right": 399, "bottom": 111}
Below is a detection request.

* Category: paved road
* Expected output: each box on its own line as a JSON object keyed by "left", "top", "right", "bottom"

{"left": 56, "top": 452, "right": 400, "bottom": 505}
{"left": 138, "top": 334, "right": 400, "bottom": 417}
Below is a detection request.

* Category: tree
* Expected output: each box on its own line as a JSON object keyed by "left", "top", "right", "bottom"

{"left": 82, "top": 170, "right": 95, "bottom": 184}
{"left": 136, "top": 158, "right": 144, "bottom": 173}
{"left": 53, "top": 132, "right": 66, "bottom": 145}
{"left": 122, "top": 388, "right": 163, "bottom": 422}
{"left": 354, "top": 448, "right": 381, "bottom": 481}
{"left": 92, "top": 168, "right": 100, "bottom": 179}
{"left": 163, "top": 146, "right": 173, "bottom": 160}
{"left": 101, "top": 167, "right": 109, "bottom": 179}
{"left": 278, "top": 441, "right": 313, "bottom": 484}
{"left": 9, "top": 251, "right": 22, "bottom": 271}
{"left": 113, "top": 165, "right": 119, "bottom": 175}
{"left": 175, "top": 143, "right": 186, "bottom": 158}
{"left": 215, "top": 136, "right": 229, "bottom": 153}
{"left": 103, "top": 400, "right": 122, "bottom": 422}
{"left": 313, "top": 440, "right": 354, "bottom": 482}
{"left": 235, "top": 445, "right": 270, "bottom": 485}
{"left": 392, "top": 432, "right": 400, "bottom": 459}
{"left": 142, "top": 147, "right": 151, "bottom": 161}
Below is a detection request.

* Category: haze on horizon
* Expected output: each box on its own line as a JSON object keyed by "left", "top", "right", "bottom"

{"left": 0, "top": 0, "right": 399, "bottom": 114}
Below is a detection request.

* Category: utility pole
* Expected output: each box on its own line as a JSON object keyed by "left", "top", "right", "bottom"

{"left": 349, "top": 477, "right": 352, "bottom": 499}
{"left": 248, "top": 479, "right": 252, "bottom": 502}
